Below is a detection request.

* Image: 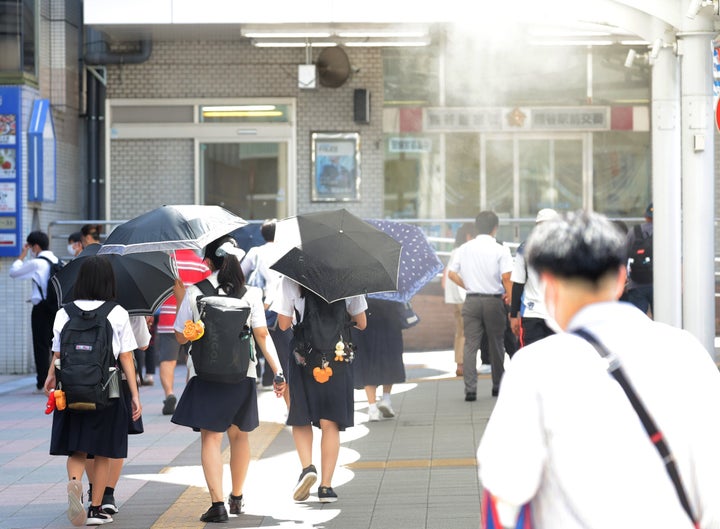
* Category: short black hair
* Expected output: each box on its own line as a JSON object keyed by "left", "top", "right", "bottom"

{"left": 475, "top": 211, "right": 499, "bottom": 235}
{"left": 73, "top": 255, "right": 117, "bottom": 301}
{"left": 260, "top": 218, "right": 277, "bottom": 243}
{"left": 454, "top": 222, "right": 476, "bottom": 248}
{"left": 81, "top": 224, "right": 102, "bottom": 242}
{"left": 26, "top": 231, "right": 49, "bottom": 250}
{"left": 68, "top": 231, "right": 82, "bottom": 244}
{"left": 526, "top": 210, "right": 627, "bottom": 284}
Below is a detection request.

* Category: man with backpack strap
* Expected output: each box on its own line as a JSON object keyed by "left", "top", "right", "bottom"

{"left": 9, "top": 230, "right": 62, "bottom": 392}
{"left": 625, "top": 203, "right": 653, "bottom": 316}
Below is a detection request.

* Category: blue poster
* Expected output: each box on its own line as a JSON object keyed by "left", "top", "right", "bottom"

{"left": 0, "top": 87, "right": 22, "bottom": 257}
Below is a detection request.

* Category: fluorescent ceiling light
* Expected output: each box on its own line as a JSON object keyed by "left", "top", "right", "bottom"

{"left": 243, "top": 31, "right": 332, "bottom": 38}
{"left": 344, "top": 40, "right": 430, "bottom": 47}
{"left": 530, "top": 39, "right": 614, "bottom": 46}
{"left": 252, "top": 41, "right": 337, "bottom": 47}
{"left": 620, "top": 40, "right": 650, "bottom": 46}
{"left": 203, "top": 111, "right": 283, "bottom": 117}
{"left": 203, "top": 105, "right": 276, "bottom": 112}
{"left": 336, "top": 30, "right": 427, "bottom": 38}
{"left": 529, "top": 29, "right": 612, "bottom": 38}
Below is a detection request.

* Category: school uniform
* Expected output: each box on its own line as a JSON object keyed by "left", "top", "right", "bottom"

{"left": 273, "top": 278, "right": 367, "bottom": 432}
{"left": 171, "top": 273, "right": 261, "bottom": 433}
{"left": 49, "top": 301, "right": 137, "bottom": 459}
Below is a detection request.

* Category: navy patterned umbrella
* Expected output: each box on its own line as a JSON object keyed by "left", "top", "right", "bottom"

{"left": 365, "top": 219, "right": 443, "bottom": 303}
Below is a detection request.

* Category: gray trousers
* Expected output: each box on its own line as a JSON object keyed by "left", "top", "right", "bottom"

{"left": 461, "top": 295, "right": 506, "bottom": 393}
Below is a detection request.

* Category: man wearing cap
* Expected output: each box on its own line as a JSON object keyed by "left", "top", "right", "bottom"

{"left": 509, "top": 208, "right": 559, "bottom": 347}
{"left": 448, "top": 211, "right": 513, "bottom": 401}
{"left": 624, "top": 203, "right": 653, "bottom": 316}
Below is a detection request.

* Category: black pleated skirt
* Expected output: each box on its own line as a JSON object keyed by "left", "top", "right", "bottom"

{"left": 171, "top": 376, "right": 259, "bottom": 433}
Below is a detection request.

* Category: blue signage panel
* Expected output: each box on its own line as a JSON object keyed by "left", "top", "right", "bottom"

{"left": 0, "top": 87, "right": 22, "bottom": 257}
{"left": 28, "top": 99, "right": 56, "bottom": 202}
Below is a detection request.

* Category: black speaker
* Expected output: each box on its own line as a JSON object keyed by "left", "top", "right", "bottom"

{"left": 353, "top": 89, "right": 370, "bottom": 124}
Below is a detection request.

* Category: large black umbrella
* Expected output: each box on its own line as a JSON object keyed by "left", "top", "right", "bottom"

{"left": 271, "top": 209, "right": 402, "bottom": 303}
{"left": 52, "top": 245, "right": 177, "bottom": 316}
{"left": 98, "top": 204, "right": 247, "bottom": 256}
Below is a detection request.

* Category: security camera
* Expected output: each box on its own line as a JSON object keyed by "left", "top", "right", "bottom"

{"left": 649, "top": 39, "right": 663, "bottom": 60}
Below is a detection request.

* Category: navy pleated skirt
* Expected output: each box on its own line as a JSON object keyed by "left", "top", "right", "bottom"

{"left": 351, "top": 299, "right": 406, "bottom": 389}
{"left": 171, "top": 376, "right": 259, "bottom": 433}
{"left": 50, "top": 397, "right": 129, "bottom": 459}
{"left": 287, "top": 352, "right": 354, "bottom": 431}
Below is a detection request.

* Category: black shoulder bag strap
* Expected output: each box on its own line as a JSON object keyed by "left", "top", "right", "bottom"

{"left": 573, "top": 328, "right": 699, "bottom": 529}
{"left": 32, "top": 255, "right": 53, "bottom": 300}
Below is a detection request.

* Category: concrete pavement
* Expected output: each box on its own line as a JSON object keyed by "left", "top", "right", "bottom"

{"left": 0, "top": 350, "right": 495, "bottom": 529}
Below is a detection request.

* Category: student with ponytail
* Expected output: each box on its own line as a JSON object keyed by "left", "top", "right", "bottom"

{"left": 171, "top": 236, "right": 285, "bottom": 522}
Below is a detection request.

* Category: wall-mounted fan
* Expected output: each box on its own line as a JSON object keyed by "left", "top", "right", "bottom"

{"left": 316, "top": 46, "right": 351, "bottom": 88}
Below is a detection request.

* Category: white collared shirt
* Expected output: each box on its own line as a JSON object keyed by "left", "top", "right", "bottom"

{"left": 477, "top": 302, "right": 720, "bottom": 529}
{"left": 9, "top": 250, "right": 59, "bottom": 305}
{"left": 448, "top": 234, "right": 512, "bottom": 294}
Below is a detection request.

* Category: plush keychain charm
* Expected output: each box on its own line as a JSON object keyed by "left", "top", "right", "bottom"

{"left": 45, "top": 389, "right": 55, "bottom": 414}
{"left": 54, "top": 389, "right": 66, "bottom": 411}
{"left": 183, "top": 320, "right": 205, "bottom": 341}
{"left": 313, "top": 356, "right": 333, "bottom": 383}
{"left": 334, "top": 340, "right": 346, "bottom": 362}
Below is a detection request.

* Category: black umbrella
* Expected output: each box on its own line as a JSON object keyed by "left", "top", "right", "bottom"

{"left": 271, "top": 209, "right": 402, "bottom": 303}
{"left": 98, "top": 204, "right": 247, "bottom": 256}
{"left": 51, "top": 245, "right": 177, "bottom": 316}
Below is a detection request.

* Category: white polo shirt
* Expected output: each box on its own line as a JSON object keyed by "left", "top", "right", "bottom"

{"left": 477, "top": 302, "right": 720, "bottom": 529}
{"left": 510, "top": 242, "right": 549, "bottom": 319}
{"left": 448, "top": 234, "right": 513, "bottom": 295}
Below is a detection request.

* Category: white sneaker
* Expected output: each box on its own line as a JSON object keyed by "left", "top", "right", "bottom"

{"left": 368, "top": 406, "right": 380, "bottom": 422}
{"left": 377, "top": 400, "right": 395, "bottom": 418}
{"left": 67, "top": 479, "right": 86, "bottom": 527}
{"left": 478, "top": 364, "right": 492, "bottom": 375}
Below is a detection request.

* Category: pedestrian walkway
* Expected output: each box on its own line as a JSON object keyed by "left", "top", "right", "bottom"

{"left": 0, "top": 350, "right": 496, "bottom": 529}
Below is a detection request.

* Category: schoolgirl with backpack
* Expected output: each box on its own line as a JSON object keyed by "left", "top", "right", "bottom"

{"left": 171, "top": 236, "right": 286, "bottom": 523}
{"left": 43, "top": 255, "right": 142, "bottom": 526}
{"left": 274, "top": 278, "right": 367, "bottom": 504}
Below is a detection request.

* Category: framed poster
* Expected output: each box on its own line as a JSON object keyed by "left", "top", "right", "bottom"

{"left": 311, "top": 132, "right": 360, "bottom": 202}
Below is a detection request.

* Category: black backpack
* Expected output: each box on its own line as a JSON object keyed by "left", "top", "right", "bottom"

{"left": 33, "top": 255, "right": 65, "bottom": 312}
{"left": 293, "top": 291, "right": 352, "bottom": 354}
{"left": 190, "top": 280, "right": 253, "bottom": 384}
{"left": 58, "top": 302, "right": 119, "bottom": 411}
{"left": 628, "top": 225, "right": 653, "bottom": 284}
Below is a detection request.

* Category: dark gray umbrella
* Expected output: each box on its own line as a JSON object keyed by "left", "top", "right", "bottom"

{"left": 51, "top": 245, "right": 177, "bottom": 316}
{"left": 98, "top": 204, "right": 247, "bottom": 256}
{"left": 271, "top": 209, "right": 401, "bottom": 303}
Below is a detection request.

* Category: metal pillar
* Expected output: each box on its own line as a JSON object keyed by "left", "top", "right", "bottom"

{"left": 679, "top": 28, "right": 716, "bottom": 358}
{"left": 651, "top": 45, "right": 682, "bottom": 328}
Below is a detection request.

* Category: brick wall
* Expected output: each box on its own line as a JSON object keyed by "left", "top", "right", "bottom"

{"left": 105, "top": 41, "right": 385, "bottom": 220}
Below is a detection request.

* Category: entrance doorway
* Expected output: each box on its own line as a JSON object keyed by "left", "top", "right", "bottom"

{"left": 200, "top": 142, "right": 289, "bottom": 221}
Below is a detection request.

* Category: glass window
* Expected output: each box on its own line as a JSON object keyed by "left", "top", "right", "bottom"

{"left": 0, "top": 0, "right": 36, "bottom": 76}
{"left": 445, "top": 134, "right": 480, "bottom": 218}
{"left": 593, "top": 131, "right": 651, "bottom": 217}
{"left": 201, "top": 142, "right": 288, "bottom": 220}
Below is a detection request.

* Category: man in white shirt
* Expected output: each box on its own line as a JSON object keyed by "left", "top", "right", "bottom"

{"left": 9, "top": 230, "right": 60, "bottom": 392}
{"left": 448, "top": 211, "right": 513, "bottom": 401}
{"left": 477, "top": 210, "right": 720, "bottom": 529}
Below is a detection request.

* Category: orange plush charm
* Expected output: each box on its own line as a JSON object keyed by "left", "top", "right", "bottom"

{"left": 183, "top": 320, "right": 205, "bottom": 341}
{"left": 312, "top": 366, "right": 333, "bottom": 383}
{"left": 54, "top": 389, "right": 66, "bottom": 410}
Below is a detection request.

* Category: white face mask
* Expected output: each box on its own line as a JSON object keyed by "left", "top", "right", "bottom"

{"left": 67, "top": 244, "right": 76, "bottom": 256}
{"left": 29, "top": 249, "right": 37, "bottom": 258}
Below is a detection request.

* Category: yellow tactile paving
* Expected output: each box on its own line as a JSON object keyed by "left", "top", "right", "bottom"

{"left": 150, "top": 421, "right": 285, "bottom": 529}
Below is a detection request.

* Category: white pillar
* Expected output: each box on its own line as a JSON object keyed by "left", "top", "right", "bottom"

{"left": 679, "top": 28, "right": 716, "bottom": 358}
{"left": 651, "top": 45, "right": 682, "bottom": 327}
